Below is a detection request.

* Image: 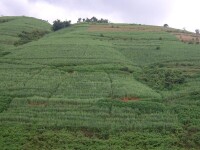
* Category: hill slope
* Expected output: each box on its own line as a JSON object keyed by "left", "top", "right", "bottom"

{"left": 0, "top": 16, "right": 51, "bottom": 55}
{"left": 0, "top": 17, "right": 200, "bottom": 149}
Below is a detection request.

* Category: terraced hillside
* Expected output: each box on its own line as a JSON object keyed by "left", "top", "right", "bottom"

{"left": 0, "top": 17, "right": 200, "bottom": 149}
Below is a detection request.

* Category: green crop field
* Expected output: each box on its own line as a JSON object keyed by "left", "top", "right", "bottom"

{"left": 0, "top": 16, "right": 200, "bottom": 150}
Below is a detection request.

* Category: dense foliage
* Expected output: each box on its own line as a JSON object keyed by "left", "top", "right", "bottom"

{"left": 0, "top": 95, "right": 12, "bottom": 113}
{"left": 52, "top": 19, "right": 71, "bottom": 31}
{"left": 0, "top": 19, "right": 9, "bottom": 23}
{"left": 78, "top": 17, "right": 109, "bottom": 23}
{"left": 14, "top": 30, "right": 49, "bottom": 46}
{"left": 139, "top": 67, "right": 185, "bottom": 90}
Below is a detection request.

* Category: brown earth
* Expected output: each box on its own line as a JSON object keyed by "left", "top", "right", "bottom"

{"left": 121, "top": 97, "right": 140, "bottom": 102}
{"left": 175, "top": 33, "right": 200, "bottom": 43}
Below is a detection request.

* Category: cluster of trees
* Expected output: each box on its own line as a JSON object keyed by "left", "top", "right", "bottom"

{"left": 77, "top": 17, "right": 109, "bottom": 23}
{"left": 52, "top": 17, "right": 109, "bottom": 32}
{"left": 52, "top": 20, "right": 71, "bottom": 31}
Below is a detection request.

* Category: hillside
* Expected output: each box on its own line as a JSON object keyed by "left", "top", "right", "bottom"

{"left": 0, "top": 16, "right": 200, "bottom": 149}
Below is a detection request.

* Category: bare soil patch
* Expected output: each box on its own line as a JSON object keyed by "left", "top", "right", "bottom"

{"left": 121, "top": 97, "right": 140, "bottom": 102}
{"left": 175, "top": 33, "right": 200, "bottom": 43}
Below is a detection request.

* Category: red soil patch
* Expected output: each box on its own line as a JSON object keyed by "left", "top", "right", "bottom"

{"left": 174, "top": 33, "right": 200, "bottom": 43}
{"left": 121, "top": 97, "right": 140, "bottom": 102}
{"left": 28, "top": 101, "right": 48, "bottom": 107}
{"left": 176, "top": 34, "right": 200, "bottom": 42}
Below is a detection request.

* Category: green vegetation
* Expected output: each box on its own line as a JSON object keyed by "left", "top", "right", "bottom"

{"left": 0, "top": 16, "right": 200, "bottom": 149}
{"left": 14, "top": 30, "right": 50, "bottom": 46}
{"left": 52, "top": 19, "right": 71, "bottom": 31}
{"left": 139, "top": 67, "right": 185, "bottom": 90}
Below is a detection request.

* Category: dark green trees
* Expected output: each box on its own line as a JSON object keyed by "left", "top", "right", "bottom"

{"left": 52, "top": 20, "right": 71, "bottom": 31}
{"left": 77, "top": 17, "right": 109, "bottom": 23}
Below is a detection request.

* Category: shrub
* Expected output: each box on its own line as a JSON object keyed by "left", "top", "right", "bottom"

{"left": 0, "top": 52, "right": 10, "bottom": 57}
{"left": 0, "top": 95, "right": 12, "bottom": 113}
{"left": 120, "top": 67, "right": 133, "bottom": 73}
{"left": 0, "top": 19, "right": 9, "bottom": 23}
{"left": 156, "top": 46, "right": 161, "bottom": 50}
{"left": 100, "top": 33, "right": 104, "bottom": 37}
{"left": 139, "top": 67, "right": 185, "bottom": 90}
{"left": 67, "top": 69, "right": 74, "bottom": 74}
{"left": 188, "top": 41, "right": 194, "bottom": 44}
{"left": 14, "top": 30, "right": 49, "bottom": 46}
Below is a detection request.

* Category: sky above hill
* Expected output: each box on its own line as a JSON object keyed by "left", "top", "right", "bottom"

{"left": 0, "top": 0, "right": 199, "bottom": 32}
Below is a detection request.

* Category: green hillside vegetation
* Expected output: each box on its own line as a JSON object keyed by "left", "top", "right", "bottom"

{"left": 0, "top": 16, "right": 51, "bottom": 54}
{"left": 0, "top": 16, "right": 200, "bottom": 149}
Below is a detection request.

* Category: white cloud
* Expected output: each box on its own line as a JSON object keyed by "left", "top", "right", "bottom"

{"left": 166, "top": 0, "right": 200, "bottom": 31}
{"left": 29, "top": 1, "right": 67, "bottom": 23}
{"left": 0, "top": 0, "right": 199, "bottom": 31}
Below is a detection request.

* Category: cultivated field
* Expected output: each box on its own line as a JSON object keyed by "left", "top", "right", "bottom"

{"left": 0, "top": 17, "right": 200, "bottom": 149}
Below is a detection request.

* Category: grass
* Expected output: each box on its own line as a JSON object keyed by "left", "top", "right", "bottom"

{"left": 0, "top": 17, "right": 200, "bottom": 149}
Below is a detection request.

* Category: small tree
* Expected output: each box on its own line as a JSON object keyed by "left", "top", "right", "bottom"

{"left": 90, "top": 16, "right": 98, "bottom": 22}
{"left": 85, "top": 18, "right": 90, "bottom": 23}
{"left": 195, "top": 29, "right": 200, "bottom": 35}
{"left": 164, "top": 24, "right": 169, "bottom": 28}
{"left": 77, "top": 18, "right": 82, "bottom": 23}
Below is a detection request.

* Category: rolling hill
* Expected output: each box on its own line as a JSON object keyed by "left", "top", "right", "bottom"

{"left": 0, "top": 16, "right": 200, "bottom": 149}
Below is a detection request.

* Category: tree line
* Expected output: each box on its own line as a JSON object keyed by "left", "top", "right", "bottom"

{"left": 77, "top": 17, "right": 109, "bottom": 23}
{"left": 52, "top": 17, "right": 109, "bottom": 31}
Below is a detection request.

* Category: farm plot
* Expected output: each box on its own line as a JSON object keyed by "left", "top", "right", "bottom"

{"left": 0, "top": 17, "right": 200, "bottom": 149}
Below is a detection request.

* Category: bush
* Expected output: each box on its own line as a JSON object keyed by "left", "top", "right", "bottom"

{"left": 67, "top": 69, "right": 74, "bottom": 74}
{"left": 156, "top": 46, "right": 161, "bottom": 50}
{"left": 120, "top": 67, "right": 133, "bottom": 73}
{"left": 139, "top": 67, "right": 185, "bottom": 90}
{"left": 14, "top": 30, "right": 49, "bottom": 46}
{"left": 100, "top": 33, "right": 104, "bottom": 37}
{"left": 0, "top": 52, "right": 10, "bottom": 57}
{"left": 188, "top": 41, "right": 194, "bottom": 44}
{"left": 0, "top": 95, "right": 12, "bottom": 113}
{"left": 0, "top": 19, "right": 9, "bottom": 23}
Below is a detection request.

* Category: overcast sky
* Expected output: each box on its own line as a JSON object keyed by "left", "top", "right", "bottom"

{"left": 0, "top": 0, "right": 199, "bottom": 32}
